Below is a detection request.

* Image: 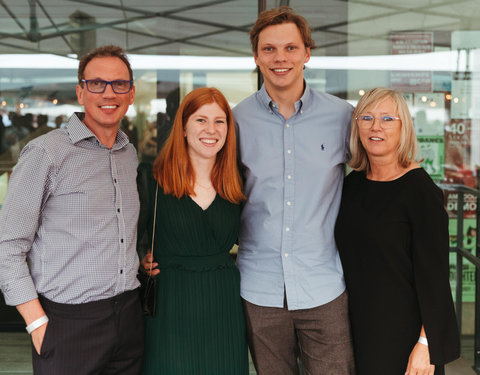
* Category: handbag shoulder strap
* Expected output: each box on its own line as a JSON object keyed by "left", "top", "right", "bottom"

{"left": 149, "top": 182, "right": 159, "bottom": 273}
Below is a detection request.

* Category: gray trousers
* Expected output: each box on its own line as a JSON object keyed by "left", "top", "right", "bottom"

{"left": 243, "top": 291, "right": 355, "bottom": 375}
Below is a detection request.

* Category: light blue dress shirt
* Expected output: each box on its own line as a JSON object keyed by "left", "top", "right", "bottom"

{"left": 233, "top": 84, "right": 353, "bottom": 310}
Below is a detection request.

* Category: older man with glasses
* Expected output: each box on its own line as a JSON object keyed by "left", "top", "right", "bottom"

{"left": 0, "top": 45, "right": 144, "bottom": 375}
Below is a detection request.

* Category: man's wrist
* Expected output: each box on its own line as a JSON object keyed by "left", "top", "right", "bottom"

{"left": 26, "top": 315, "right": 49, "bottom": 334}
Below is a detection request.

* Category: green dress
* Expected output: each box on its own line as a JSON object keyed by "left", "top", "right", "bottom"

{"left": 138, "top": 165, "right": 249, "bottom": 375}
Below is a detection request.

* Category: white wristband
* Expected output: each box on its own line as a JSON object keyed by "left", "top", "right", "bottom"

{"left": 26, "top": 315, "right": 49, "bottom": 334}
{"left": 418, "top": 336, "right": 428, "bottom": 346}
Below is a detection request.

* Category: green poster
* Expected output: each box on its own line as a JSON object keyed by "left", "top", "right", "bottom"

{"left": 449, "top": 218, "right": 477, "bottom": 302}
{"left": 418, "top": 135, "right": 444, "bottom": 180}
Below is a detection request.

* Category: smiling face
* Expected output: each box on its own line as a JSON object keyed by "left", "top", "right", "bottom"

{"left": 358, "top": 96, "right": 402, "bottom": 164}
{"left": 184, "top": 102, "right": 228, "bottom": 164}
{"left": 76, "top": 56, "right": 135, "bottom": 137}
{"left": 254, "top": 22, "right": 311, "bottom": 99}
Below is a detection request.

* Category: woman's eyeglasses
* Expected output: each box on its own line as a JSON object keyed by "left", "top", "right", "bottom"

{"left": 355, "top": 114, "right": 401, "bottom": 129}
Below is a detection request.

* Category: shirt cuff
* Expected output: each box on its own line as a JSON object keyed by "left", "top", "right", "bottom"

{"left": 2, "top": 277, "right": 38, "bottom": 306}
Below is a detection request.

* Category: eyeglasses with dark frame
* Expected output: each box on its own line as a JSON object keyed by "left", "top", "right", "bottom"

{"left": 355, "top": 114, "right": 401, "bottom": 129}
{"left": 82, "top": 79, "right": 133, "bottom": 94}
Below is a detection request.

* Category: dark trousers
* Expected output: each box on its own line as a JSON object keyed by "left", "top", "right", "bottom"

{"left": 33, "top": 289, "right": 144, "bottom": 375}
{"left": 243, "top": 291, "right": 355, "bottom": 375}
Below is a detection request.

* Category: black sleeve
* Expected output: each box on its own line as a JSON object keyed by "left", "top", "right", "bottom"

{"left": 408, "top": 175, "right": 460, "bottom": 365}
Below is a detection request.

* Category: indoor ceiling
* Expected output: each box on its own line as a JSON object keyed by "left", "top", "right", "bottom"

{"left": 2, "top": 0, "right": 480, "bottom": 58}
{"left": 0, "top": 0, "right": 257, "bottom": 57}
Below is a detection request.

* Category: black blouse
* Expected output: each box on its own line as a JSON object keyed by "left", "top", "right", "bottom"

{"left": 334, "top": 168, "right": 460, "bottom": 375}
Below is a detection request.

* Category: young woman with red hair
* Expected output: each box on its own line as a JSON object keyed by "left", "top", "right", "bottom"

{"left": 138, "top": 87, "right": 248, "bottom": 374}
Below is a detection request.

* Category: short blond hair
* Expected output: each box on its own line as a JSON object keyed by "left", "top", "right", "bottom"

{"left": 249, "top": 6, "right": 316, "bottom": 55}
{"left": 349, "top": 87, "right": 419, "bottom": 172}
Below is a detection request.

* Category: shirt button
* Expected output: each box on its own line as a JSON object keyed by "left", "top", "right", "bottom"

{"left": 114, "top": 178, "right": 117, "bottom": 183}
{"left": 120, "top": 239, "right": 124, "bottom": 243}
{"left": 287, "top": 149, "right": 292, "bottom": 154}
{"left": 285, "top": 253, "right": 289, "bottom": 257}
{"left": 286, "top": 227, "right": 290, "bottom": 232}
{"left": 287, "top": 175, "right": 292, "bottom": 179}
{"left": 287, "top": 201, "right": 291, "bottom": 206}
{"left": 120, "top": 269, "right": 123, "bottom": 274}
{"left": 286, "top": 124, "right": 290, "bottom": 128}
{"left": 117, "top": 208, "right": 120, "bottom": 213}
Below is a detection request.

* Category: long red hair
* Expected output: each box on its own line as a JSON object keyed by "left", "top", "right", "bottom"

{"left": 153, "top": 87, "right": 245, "bottom": 204}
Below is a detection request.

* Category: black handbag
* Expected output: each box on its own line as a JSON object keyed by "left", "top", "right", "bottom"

{"left": 139, "top": 269, "right": 156, "bottom": 316}
{"left": 139, "top": 183, "right": 158, "bottom": 316}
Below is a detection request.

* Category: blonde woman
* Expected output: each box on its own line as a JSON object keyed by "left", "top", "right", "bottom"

{"left": 335, "top": 88, "right": 460, "bottom": 375}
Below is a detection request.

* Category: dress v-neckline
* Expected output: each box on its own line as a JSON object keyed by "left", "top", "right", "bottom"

{"left": 188, "top": 193, "right": 218, "bottom": 212}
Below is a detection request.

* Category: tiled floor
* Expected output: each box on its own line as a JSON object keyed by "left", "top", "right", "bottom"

{"left": 0, "top": 332, "right": 257, "bottom": 374}
{"left": 0, "top": 332, "right": 474, "bottom": 375}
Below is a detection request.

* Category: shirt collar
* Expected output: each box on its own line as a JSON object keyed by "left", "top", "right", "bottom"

{"left": 298, "top": 82, "right": 312, "bottom": 109}
{"left": 257, "top": 81, "right": 312, "bottom": 114}
{"left": 66, "top": 112, "right": 130, "bottom": 150}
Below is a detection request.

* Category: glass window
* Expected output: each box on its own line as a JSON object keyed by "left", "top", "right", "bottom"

{"left": 265, "top": 0, "right": 480, "bottom": 189}
{"left": 0, "top": 0, "right": 259, "bottom": 207}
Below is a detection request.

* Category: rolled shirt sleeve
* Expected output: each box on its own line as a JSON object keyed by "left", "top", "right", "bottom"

{"left": 0, "top": 144, "right": 54, "bottom": 305}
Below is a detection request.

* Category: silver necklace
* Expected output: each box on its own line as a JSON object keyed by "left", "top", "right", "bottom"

{"left": 196, "top": 182, "right": 214, "bottom": 190}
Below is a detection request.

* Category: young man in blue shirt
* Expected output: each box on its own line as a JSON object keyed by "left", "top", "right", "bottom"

{"left": 233, "top": 7, "right": 355, "bottom": 374}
